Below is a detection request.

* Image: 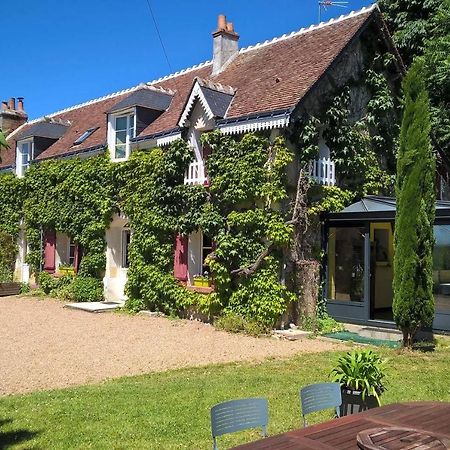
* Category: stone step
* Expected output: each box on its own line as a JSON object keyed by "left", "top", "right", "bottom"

{"left": 64, "top": 301, "right": 124, "bottom": 313}
{"left": 358, "top": 326, "right": 402, "bottom": 341}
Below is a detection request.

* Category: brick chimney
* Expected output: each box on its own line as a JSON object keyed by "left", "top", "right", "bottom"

{"left": 0, "top": 97, "right": 28, "bottom": 136}
{"left": 212, "top": 15, "right": 239, "bottom": 75}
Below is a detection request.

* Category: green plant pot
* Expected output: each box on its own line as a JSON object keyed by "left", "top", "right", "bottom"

{"left": 193, "top": 279, "right": 203, "bottom": 287}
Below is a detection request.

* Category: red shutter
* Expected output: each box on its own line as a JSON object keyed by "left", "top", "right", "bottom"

{"left": 174, "top": 234, "right": 188, "bottom": 281}
{"left": 43, "top": 230, "right": 56, "bottom": 273}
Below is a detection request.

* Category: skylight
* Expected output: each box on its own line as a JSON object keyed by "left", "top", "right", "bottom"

{"left": 73, "top": 127, "right": 98, "bottom": 146}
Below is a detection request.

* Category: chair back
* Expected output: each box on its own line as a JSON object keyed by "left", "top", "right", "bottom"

{"left": 300, "top": 382, "right": 342, "bottom": 426}
{"left": 211, "top": 398, "right": 268, "bottom": 449}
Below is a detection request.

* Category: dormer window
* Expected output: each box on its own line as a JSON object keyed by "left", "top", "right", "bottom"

{"left": 109, "top": 112, "right": 135, "bottom": 161}
{"left": 16, "top": 139, "right": 33, "bottom": 177}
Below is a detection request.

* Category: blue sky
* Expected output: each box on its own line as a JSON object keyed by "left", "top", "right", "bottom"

{"left": 3, "top": 0, "right": 373, "bottom": 119}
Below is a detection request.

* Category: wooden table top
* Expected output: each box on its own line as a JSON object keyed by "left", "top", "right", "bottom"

{"left": 231, "top": 402, "right": 450, "bottom": 450}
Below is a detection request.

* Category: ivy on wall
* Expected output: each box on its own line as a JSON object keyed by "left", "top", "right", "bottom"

{"left": 23, "top": 153, "right": 115, "bottom": 277}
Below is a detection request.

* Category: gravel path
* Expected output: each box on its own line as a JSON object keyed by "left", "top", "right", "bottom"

{"left": 0, "top": 296, "right": 342, "bottom": 396}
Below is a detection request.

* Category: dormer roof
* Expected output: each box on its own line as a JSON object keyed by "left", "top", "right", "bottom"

{"left": 107, "top": 86, "right": 173, "bottom": 114}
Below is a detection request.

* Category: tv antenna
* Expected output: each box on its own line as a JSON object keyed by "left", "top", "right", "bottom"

{"left": 318, "top": 1, "right": 348, "bottom": 22}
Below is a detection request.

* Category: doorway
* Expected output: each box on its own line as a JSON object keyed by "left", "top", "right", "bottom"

{"left": 370, "top": 222, "right": 394, "bottom": 321}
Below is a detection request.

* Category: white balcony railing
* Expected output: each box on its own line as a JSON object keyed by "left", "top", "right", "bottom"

{"left": 184, "top": 161, "right": 207, "bottom": 185}
{"left": 309, "top": 157, "right": 336, "bottom": 186}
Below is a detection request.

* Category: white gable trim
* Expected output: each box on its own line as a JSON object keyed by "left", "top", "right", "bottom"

{"left": 178, "top": 82, "right": 215, "bottom": 128}
{"left": 219, "top": 115, "right": 290, "bottom": 135}
{"left": 157, "top": 133, "right": 182, "bottom": 146}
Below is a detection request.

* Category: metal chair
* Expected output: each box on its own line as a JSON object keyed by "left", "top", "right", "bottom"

{"left": 210, "top": 398, "right": 269, "bottom": 450}
{"left": 299, "top": 382, "right": 342, "bottom": 427}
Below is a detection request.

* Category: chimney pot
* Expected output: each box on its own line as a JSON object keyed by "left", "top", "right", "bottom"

{"left": 217, "top": 14, "right": 227, "bottom": 31}
{"left": 1, "top": 101, "right": 7, "bottom": 111}
{"left": 17, "top": 97, "right": 24, "bottom": 112}
{"left": 8, "top": 97, "right": 15, "bottom": 111}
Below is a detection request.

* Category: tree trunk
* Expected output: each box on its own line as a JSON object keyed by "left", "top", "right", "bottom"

{"left": 295, "top": 260, "right": 320, "bottom": 324}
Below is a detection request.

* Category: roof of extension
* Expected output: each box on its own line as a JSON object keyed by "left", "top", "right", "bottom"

{"left": 2, "top": 5, "right": 386, "bottom": 169}
{"left": 326, "top": 196, "right": 450, "bottom": 221}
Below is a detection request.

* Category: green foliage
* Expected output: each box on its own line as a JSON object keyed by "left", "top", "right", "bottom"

{"left": 0, "top": 230, "right": 16, "bottom": 282}
{"left": 393, "top": 59, "right": 436, "bottom": 346}
{"left": 227, "top": 257, "right": 296, "bottom": 327}
{"left": 309, "top": 186, "right": 355, "bottom": 214}
{"left": 330, "top": 349, "right": 387, "bottom": 404}
{"left": 38, "top": 271, "right": 59, "bottom": 295}
{"left": 24, "top": 153, "right": 114, "bottom": 277}
{"left": 19, "top": 282, "right": 30, "bottom": 294}
{"left": 379, "top": 0, "right": 443, "bottom": 66}
{"left": 64, "top": 276, "right": 104, "bottom": 302}
{"left": 0, "top": 173, "right": 24, "bottom": 238}
{"left": 214, "top": 312, "right": 271, "bottom": 336}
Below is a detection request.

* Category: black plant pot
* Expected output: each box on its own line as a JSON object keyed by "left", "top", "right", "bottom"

{"left": 340, "top": 388, "right": 379, "bottom": 416}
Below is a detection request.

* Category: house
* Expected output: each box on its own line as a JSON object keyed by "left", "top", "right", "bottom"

{"left": 4, "top": 5, "right": 445, "bottom": 331}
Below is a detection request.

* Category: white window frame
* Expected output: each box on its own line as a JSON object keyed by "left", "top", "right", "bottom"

{"left": 68, "top": 238, "right": 77, "bottom": 267}
{"left": 16, "top": 139, "right": 34, "bottom": 177}
{"left": 121, "top": 229, "right": 131, "bottom": 269}
{"left": 108, "top": 111, "right": 136, "bottom": 162}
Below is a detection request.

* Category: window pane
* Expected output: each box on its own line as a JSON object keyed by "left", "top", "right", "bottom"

{"left": 115, "top": 130, "right": 127, "bottom": 146}
{"left": 122, "top": 230, "right": 131, "bottom": 268}
{"left": 328, "top": 227, "right": 365, "bottom": 302}
{"left": 433, "top": 225, "right": 450, "bottom": 312}
{"left": 115, "top": 116, "right": 127, "bottom": 131}
{"left": 115, "top": 144, "right": 126, "bottom": 159}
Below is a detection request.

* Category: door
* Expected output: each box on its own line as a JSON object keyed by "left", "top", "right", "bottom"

{"left": 370, "top": 222, "right": 394, "bottom": 321}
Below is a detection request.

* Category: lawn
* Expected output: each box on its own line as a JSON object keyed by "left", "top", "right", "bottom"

{"left": 0, "top": 341, "right": 449, "bottom": 450}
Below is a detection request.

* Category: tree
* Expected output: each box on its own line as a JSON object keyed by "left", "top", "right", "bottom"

{"left": 423, "top": 0, "right": 450, "bottom": 153}
{"left": 379, "top": 0, "right": 443, "bottom": 66}
{"left": 0, "top": 128, "right": 8, "bottom": 164}
{"left": 393, "top": 59, "right": 436, "bottom": 347}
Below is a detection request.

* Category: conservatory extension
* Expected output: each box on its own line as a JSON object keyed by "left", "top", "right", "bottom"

{"left": 325, "top": 196, "right": 450, "bottom": 332}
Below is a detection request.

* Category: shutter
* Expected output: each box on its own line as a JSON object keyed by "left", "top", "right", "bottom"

{"left": 174, "top": 234, "right": 188, "bottom": 281}
{"left": 43, "top": 230, "right": 56, "bottom": 273}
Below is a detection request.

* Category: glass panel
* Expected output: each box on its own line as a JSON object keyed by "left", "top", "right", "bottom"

{"left": 115, "top": 116, "right": 127, "bottom": 131}
{"left": 122, "top": 230, "right": 131, "bottom": 268}
{"left": 328, "top": 227, "right": 365, "bottom": 302}
{"left": 115, "top": 130, "right": 127, "bottom": 146}
{"left": 433, "top": 224, "right": 450, "bottom": 312}
{"left": 129, "top": 114, "right": 135, "bottom": 138}
{"left": 115, "top": 144, "right": 126, "bottom": 160}
{"left": 69, "top": 241, "right": 76, "bottom": 266}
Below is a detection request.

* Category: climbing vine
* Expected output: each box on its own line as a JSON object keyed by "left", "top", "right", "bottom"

{"left": 23, "top": 153, "right": 115, "bottom": 277}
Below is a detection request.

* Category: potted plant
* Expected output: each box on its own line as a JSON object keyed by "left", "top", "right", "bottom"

{"left": 331, "top": 349, "right": 386, "bottom": 416}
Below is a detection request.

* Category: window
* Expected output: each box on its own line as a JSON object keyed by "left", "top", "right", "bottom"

{"left": 68, "top": 239, "right": 76, "bottom": 267}
{"left": 433, "top": 225, "right": 450, "bottom": 312}
{"left": 16, "top": 140, "right": 33, "bottom": 177}
{"left": 114, "top": 114, "right": 135, "bottom": 160}
{"left": 202, "top": 234, "right": 213, "bottom": 274}
{"left": 74, "top": 127, "right": 98, "bottom": 146}
{"left": 327, "top": 227, "right": 365, "bottom": 302}
{"left": 122, "top": 229, "right": 131, "bottom": 269}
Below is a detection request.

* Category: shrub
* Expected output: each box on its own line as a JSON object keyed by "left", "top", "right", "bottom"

{"left": 214, "top": 312, "right": 270, "bottom": 337}
{"left": 0, "top": 231, "right": 16, "bottom": 282}
{"left": 19, "top": 283, "right": 30, "bottom": 294}
{"left": 330, "top": 349, "right": 387, "bottom": 405}
{"left": 38, "top": 271, "right": 59, "bottom": 294}
{"left": 65, "top": 276, "right": 103, "bottom": 302}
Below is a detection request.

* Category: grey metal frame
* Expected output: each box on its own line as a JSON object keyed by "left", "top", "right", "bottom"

{"left": 210, "top": 398, "right": 269, "bottom": 450}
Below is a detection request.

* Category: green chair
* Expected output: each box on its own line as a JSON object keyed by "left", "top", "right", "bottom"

{"left": 210, "top": 398, "right": 269, "bottom": 450}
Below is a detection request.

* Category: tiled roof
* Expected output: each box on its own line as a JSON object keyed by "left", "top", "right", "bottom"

{"left": 2, "top": 5, "right": 381, "bottom": 169}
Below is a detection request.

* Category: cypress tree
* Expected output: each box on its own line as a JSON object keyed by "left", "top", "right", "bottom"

{"left": 393, "top": 59, "right": 436, "bottom": 347}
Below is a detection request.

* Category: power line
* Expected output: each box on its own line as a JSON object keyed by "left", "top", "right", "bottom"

{"left": 144, "top": 0, "right": 179, "bottom": 90}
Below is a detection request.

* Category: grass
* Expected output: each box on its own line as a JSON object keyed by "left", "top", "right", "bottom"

{"left": 0, "top": 341, "right": 450, "bottom": 449}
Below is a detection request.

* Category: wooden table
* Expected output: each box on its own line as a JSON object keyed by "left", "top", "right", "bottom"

{"left": 231, "top": 402, "right": 450, "bottom": 449}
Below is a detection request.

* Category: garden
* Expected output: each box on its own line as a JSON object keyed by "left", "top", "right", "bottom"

{"left": 0, "top": 342, "right": 449, "bottom": 449}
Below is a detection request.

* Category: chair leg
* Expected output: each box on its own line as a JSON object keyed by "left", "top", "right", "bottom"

{"left": 262, "top": 425, "right": 267, "bottom": 438}
{"left": 213, "top": 437, "right": 218, "bottom": 450}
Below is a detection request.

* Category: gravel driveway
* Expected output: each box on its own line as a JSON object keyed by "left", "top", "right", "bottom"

{"left": 0, "top": 296, "right": 342, "bottom": 395}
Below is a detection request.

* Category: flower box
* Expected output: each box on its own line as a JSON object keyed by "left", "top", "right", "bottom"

{"left": 193, "top": 277, "right": 210, "bottom": 287}
{"left": 58, "top": 266, "right": 76, "bottom": 276}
